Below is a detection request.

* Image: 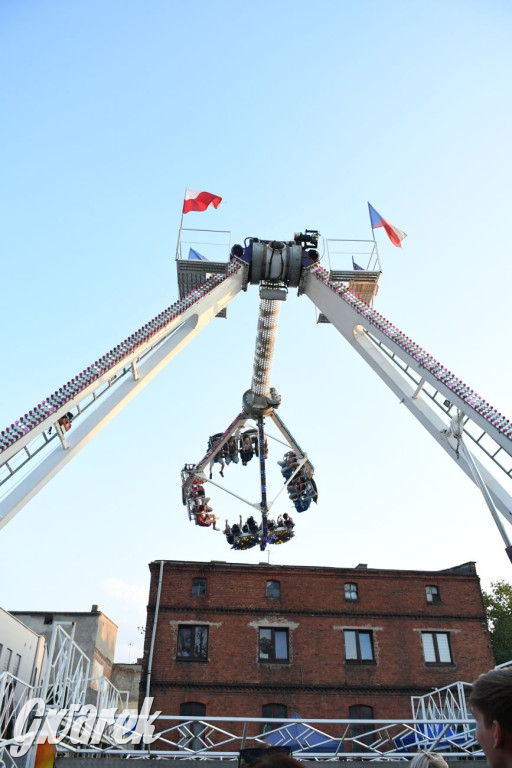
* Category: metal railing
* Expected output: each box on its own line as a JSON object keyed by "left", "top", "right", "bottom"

{"left": 89, "top": 675, "right": 129, "bottom": 713}
{"left": 39, "top": 622, "right": 90, "bottom": 708}
{"left": 0, "top": 671, "right": 37, "bottom": 768}
{"left": 42, "top": 713, "right": 482, "bottom": 761}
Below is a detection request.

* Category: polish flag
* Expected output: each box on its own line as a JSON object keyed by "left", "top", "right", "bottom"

{"left": 368, "top": 203, "right": 407, "bottom": 247}
{"left": 183, "top": 189, "right": 222, "bottom": 214}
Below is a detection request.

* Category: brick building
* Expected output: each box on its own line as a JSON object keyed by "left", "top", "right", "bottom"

{"left": 140, "top": 559, "right": 494, "bottom": 722}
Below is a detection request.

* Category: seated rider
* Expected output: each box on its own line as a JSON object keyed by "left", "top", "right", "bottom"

{"left": 246, "top": 515, "right": 259, "bottom": 533}
{"left": 293, "top": 497, "right": 311, "bottom": 513}
{"left": 58, "top": 412, "right": 74, "bottom": 432}
{"left": 282, "top": 460, "right": 298, "bottom": 482}
{"left": 240, "top": 434, "right": 254, "bottom": 466}
{"left": 278, "top": 451, "right": 296, "bottom": 468}
{"left": 283, "top": 512, "right": 294, "bottom": 528}
{"left": 196, "top": 504, "right": 219, "bottom": 530}
{"left": 195, "top": 495, "right": 211, "bottom": 511}
{"left": 288, "top": 481, "right": 305, "bottom": 500}
{"left": 209, "top": 438, "right": 225, "bottom": 479}
{"left": 191, "top": 481, "right": 205, "bottom": 499}
{"left": 231, "top": 515, "right": 243, "bottom": 538}
{"left": 224, "top": 435, "right": 239, "bottom": 465}
{"left": 224, "top": 519, "right": 234, "bottom": 545}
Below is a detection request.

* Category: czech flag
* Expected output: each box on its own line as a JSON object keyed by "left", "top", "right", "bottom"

{"left": 183, "top": 189, "right": 222, "bottom": 214}
{"left": 368, "top": 203, "right": 407, "bottom": 247}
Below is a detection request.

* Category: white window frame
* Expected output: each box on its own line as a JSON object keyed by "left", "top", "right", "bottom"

{"left": 344, "top": 629, "right": 375, "bottom": 663}
{"left": 426, "top": 585, "right": 440, "bottom": 604}
{"left": 345, "top": 582, "right": 358, "bottom": 601}
{"left": 421, "top": 631, "right": 453, "bottom": 664}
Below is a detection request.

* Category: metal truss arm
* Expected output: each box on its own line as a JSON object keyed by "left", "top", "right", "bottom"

{"left": 303, "top": 266, "right": 512, "bottom": 530}
{"left": 0, "top": 265, "right": 246, "bottom": 529}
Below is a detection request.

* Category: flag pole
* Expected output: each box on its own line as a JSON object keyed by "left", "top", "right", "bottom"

{"left": 176, "top": 188, "right": 187, "bottom": 261}
{"left": 368, "top": 202, "right": 382, "bottom": 272}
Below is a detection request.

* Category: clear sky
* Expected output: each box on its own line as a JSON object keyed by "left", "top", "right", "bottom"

{"left": 2, "top": 0, "right": 512, "bottom": 664}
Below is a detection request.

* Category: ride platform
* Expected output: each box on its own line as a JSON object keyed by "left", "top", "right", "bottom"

{"left": 317, "top": 269, "right": 381, "bottom": 322}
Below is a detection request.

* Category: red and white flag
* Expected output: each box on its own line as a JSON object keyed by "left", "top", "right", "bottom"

{"left": 183, "top": 189, "right": 222, "bottom": 214}
{"left": 368, "top": 203, "right": 407, "bottom": 247}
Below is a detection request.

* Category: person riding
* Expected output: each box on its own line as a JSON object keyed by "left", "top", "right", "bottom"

{"left": 240, "top": 434, "right": 254, "bottom": 465}
{"left": 209, "top": 437, "right": 225, "bottom": 479}
{"left": 283, "top": 512, "right": 294, "bottom": 528}
{"left": 196, "top": 504, "right": 219, "bottom": 530}
{"left": 246, "top": 515, "right": 259, "bottom": 533}
{"left": 224, "top": 435, "right": 239, "bottom": 465}
{"left": 223, "top": 519, "right": 234, "bottom": 545}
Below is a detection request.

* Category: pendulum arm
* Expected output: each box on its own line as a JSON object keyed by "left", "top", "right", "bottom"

{"left": 269, "top": 411, "right": 314, "bottom": 476}
{"left": 187, "top": 411, "right": 248, "bottom": 479}
{"left": 206, "top": 477, "right": 260, "bottom": 511}
{"left": 257, "top": 416, "right": 269, "bottom": 548}
{"left": 242, "top": 294, "right": 284, "bottom": 548}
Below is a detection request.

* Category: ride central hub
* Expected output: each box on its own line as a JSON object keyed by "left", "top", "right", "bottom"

{"left": 242, "top": 387, "right": 281, "bottom": 418}
{"left": 240, "top": 230, "right": 320, "bottom": 291}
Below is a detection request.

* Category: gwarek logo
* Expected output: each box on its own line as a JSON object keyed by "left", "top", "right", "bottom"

{"left": 9, "top": 697, "right": 161, "bottom": 757}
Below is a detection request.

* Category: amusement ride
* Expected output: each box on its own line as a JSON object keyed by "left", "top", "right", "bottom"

{"left": 2, "top": 223, "right": 512, "bottom": 559}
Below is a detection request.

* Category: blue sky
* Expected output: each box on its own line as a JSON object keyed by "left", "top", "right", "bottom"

{"left": 2, "top": 0, "right": 512, "bottom": 663}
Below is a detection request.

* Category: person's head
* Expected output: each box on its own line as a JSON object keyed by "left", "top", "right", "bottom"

{"left": 469, "top": 667, "right": 512, "bottom": 768}
{"left": 238, "top": 746, "right": 305, "bottom": 768}
{"left": 409, "top": 752, "right": 448, "bottom": 768}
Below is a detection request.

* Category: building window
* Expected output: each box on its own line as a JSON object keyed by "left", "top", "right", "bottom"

{"left": 259, "top": 628, "right": 289, "bottom": 662}
{"left": 344, "top": 630, "right": 375, "bottom": 663}
{"left": 192, "top": 578, "right": 207, "bottom": 597}
{"left": 12, "top": 654, "right": 21, "bottom": 677}
{"left": 345, "top": 583, "right": 358, "bottom": 601}
{"left": 426, "top": 585, "right": 440, "bottom": 604}
{"left": 1, "top": 649, "right": 12, "bottom": 674}
{"left": 262, "top": 703, "right": 287, "bottom": 733}
{"left": 180, "top": 702, "right": 205, "bottom": 751}
{"left": 349, "top": 705, "right": 374, "bottom": 752}
{"left": 266, "top": 580, "right": 281, "bottom": 598}
{"left": 1, "top": 648, "right": 12, "bottom": 673}
{"left": 421, "top": 631, "right": 453, "bottom": 665}
{"left": 177, "top": 625, "right": 209, "bottom": 661}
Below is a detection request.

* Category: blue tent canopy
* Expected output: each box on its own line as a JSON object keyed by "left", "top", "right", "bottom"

{"left": 393, "top": 723, "right": 474, "bottom": 751}
{"left": 264, "top": 715, "right": 344, "bottom": 754}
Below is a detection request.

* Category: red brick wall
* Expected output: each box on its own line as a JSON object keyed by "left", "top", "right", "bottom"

{"left": 140, "top": 560, "right": 494, "bottom": 721}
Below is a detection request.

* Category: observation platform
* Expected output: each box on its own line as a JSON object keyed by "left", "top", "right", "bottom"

{"left": 317, "top": 238, "right": 381, "bottom": 321}
{"left": 317, "top": 269, "right": 381, "bottom": 322}
{"left": 176, "top": 227, "right": 233, "bottom": 317}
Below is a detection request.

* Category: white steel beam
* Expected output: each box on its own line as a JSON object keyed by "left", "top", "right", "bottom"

{"left": 303, "top": 269, "right": 512, "bottom": 528}
{"left": 0, "top": 269, "right": 244, "bottom": 529}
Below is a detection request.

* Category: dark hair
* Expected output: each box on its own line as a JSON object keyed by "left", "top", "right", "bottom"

{"left": 239, "top": 747, "right": 303, "bottom": 768}
{"left": 248, "top": 754, "right": 305, "bottom": 768}
{"left": 469, "top": 667, "right": 512, "bottom": 729}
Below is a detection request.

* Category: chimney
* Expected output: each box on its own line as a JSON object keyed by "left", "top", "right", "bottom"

{"left": 91, "top": 604, "right": 99, "bottom": 612}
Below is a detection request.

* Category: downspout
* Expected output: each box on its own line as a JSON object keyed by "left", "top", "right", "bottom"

{"left": 145, "top": 559, "right": 164, "bottom": 700}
